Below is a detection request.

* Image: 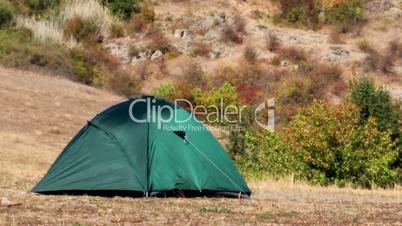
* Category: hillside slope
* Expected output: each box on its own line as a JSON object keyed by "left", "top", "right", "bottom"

{"left": 0, "top": 66, "right": 121, "bottom": 189}
{"left": 0, "top": 66, "right": 401, "bottom": 224}
{"left": 106, "top": 0, "right": 401, "bottom": 98}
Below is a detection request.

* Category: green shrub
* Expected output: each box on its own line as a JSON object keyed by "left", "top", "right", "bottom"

{"left": 273, "top": 0, "right": 320, "bottom": 27}
{"left": 349, "top": 77, "right": 401, "bottom": 169}
{"left": 102, "top": 0, "right": 138, "bottom": 19}
{"left": 237, "top": 100, "right": 399, "bottom": 187}
{"left": 273, "top": 0, "right": 365, "bottom": 28}
{"left": 108, "top": 69, "right": 141, "bottom": 97}
{"left": 27, "top": 0, "right": 60, "bottom": 15}
{"left": 193, "top": 82, "right": 250, "bottom": 156}
{"left": 110, "top": 22, "right": 125, "bottom": 38}
{"left": 285, "top": 101, "right": 398, "bottom": 187}
{"left": 0, "top": 0, "right": 15, "bottom": 28}
{"left": 70, "top": 42, "right": 120, "bottom": 86}
{"left": 350, "top": 77, "right": 401, "bottom": 142}
{"left": 325, "top": 0, "right": 364, "bottom": 24}
{"left": 237, "top": 131, "right": 295, "bottom": 179}
{"left": 141, "top": 5, "right": 155, "bottom": 22}
{"left": 0, "top": 27, "right": 141, "bottom": 97}
{"left": 338, "top": 117, "right": 398, "bottom": 187}
{"left": 193, "top": 82, "right": 239, "bottom": 113}
{"left": 154, "top": 82, "right": 175, "bottom": 99}
{"left": 64, "top": 16, "right": 100, "bottom": 42}
{"left": 286, "top": 6, "right": 306, "bottom": 24}
{"left": 278, "top": 78, "right": 312, "bottom": 105}
{"left": 71, "top": 50, "right": 92, "bottom": 84}
{"left": 0, "top": 28, "right": 73, "bottom": 71}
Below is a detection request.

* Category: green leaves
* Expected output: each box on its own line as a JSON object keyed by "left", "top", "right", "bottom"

{"left": 350, "top": 77, "right": 401, "bottom": 170}
{"left": 102, "top": 0, "right": 138, "bottom": 19}
{"left": 154, "top": 83, "right": 175, "bottom": 99}
{"left": 0, "top": 0, "right": 15, "bottom": 28}
{"left": 240, "top": 100, "right": 399, "bottom": 188}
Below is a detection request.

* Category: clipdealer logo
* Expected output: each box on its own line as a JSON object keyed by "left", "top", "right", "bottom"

{"left": 128, "top": 97, "right": 274, "bottom": 131}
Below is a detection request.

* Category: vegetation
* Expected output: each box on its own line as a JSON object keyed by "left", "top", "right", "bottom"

{"left": 102, "top": 0, "right": 138, "bottom": 19}
{"left": 285, "top": 101, "right": 397, "bottom": 187}
{"left": 239, "top": 99, "right": 399, "bottom": 188}
{"left": 157, "top": 60, "right": 399, "bottom": 188}
{"left": 325, "top": 0, "right": 364, "bottom": 24}
{"left": 358, "top": 40, "right": 402, "bottom": 74}
{"left": 350, "top": 77, "right": 402, "bottom": 170}
{"left": 64, "top": 17, "right": 100, "bottom": 42}
{"left": 154, "top": 82, "right": 176, "bottom": 99}
{"left": 273, "top": 0, "right": 366, "bottom": 29}
{"left": 221, "top": 24, "right": 243, "bottom": 44}
{"left": 0, "top": 27, "right": 72, "bottom": 70}
{"left": 266, "top": 32, "right": 281, "bottom": 52}
{"left": 110, "top": 21, "right": 125, "bottom": 38}
{"left": 191, "top": 41, "right": 212, "bottom": 58}
{"left": 26, "top": 0, "right": 60, "bottom": 15}
{"left": 0, "top": 0, "right": 15, "bottom": 28}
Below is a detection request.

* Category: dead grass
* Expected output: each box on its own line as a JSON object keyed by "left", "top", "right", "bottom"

{"left": 130, "top": 14, "right": 151, "bottom": 34}
{"left": 16, "top": 0, "right": 114, "bottom": 48}
{"left": 250, "top": 178, "right": 402, "bottom": 204}
{"left": 243, "top": 46, "right": 257, "bottom": 64}
{"left": 60, "top": 0, "right": 113, "bottom": 29}
{"left": 266, "top": 32, "right": 281, "bottom": 52}
{"left": 358, "top": 40, "right": 402, "bottom": 74}
{"left": 191, "top": 41, "right": 212, "bottom": 58}
{"left": 0, "top": 67, "right": 401, "bottom": 225}
{"left": 233, "top": 15, "right": 246, "bottom": 35}
{"left": 328, "top": 30, "right": 345, "bottom": 44}
{"left": 16, "top": 17, "right": 78, "bottom": 48}
{"left": 221, "top": 25, "right": 243, "bottom": 44}
{"left": 277, "top": 46, "right": 307, "bottom": 63}
{"left": 146, "top": 28, "right": 173, "bottom": 53}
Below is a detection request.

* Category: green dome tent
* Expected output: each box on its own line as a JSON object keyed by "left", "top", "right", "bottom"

{"left": 33, "top": 96, "right": 251, "bottom": 198}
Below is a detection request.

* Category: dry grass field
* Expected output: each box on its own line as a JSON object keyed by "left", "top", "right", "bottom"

{"left": 0, "top": 67, "right": 401, "bottom": 225}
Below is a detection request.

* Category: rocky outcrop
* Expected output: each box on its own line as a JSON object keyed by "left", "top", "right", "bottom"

{"left": 365, "top": 0, "right": 401, "bottom": 19}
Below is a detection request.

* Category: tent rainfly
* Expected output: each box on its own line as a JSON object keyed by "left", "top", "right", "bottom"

{"left": 33, "top": 96, "right": 251, "bottom": 198}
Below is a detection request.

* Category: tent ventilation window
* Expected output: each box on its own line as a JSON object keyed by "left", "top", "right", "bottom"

{"left": 173, "top": 130, "right": 188, "bottom": 144}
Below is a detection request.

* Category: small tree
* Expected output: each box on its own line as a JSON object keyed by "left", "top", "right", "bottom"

{"left": 350, "top": 78, "right": 399, "bottom": 134}
{"left": 284, "top": 101, "right": 398, "bottom": 187}
{"left": 350, "top": 77, "right": 401, "bottom": 169}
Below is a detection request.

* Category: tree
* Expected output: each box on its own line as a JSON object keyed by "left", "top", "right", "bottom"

{"left": 350, "top": 77, "right": 401, "bottom": 168}
{"left": 284, "top": 101, "right": 398, "bottom": 187}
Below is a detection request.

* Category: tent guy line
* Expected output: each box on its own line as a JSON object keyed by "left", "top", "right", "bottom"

{"left": 186, "top": 139, "right": 247, "bottom": 195}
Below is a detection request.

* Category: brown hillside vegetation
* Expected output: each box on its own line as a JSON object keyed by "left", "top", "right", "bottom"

{"left": 0, "top": 67, "right": 401, "bottom": 225}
